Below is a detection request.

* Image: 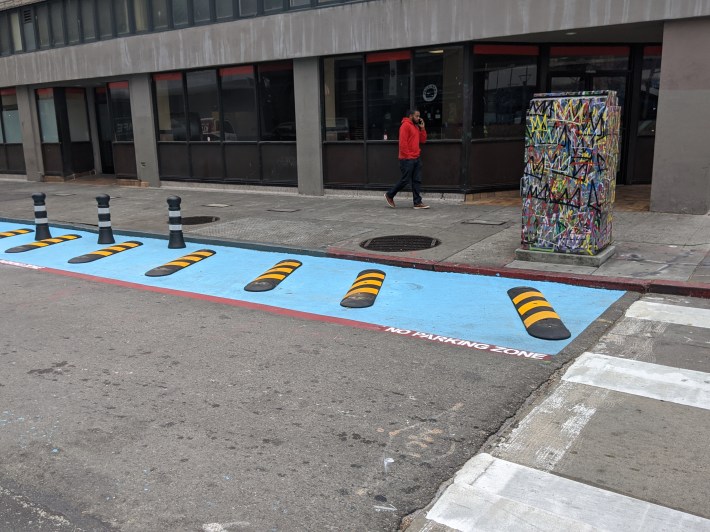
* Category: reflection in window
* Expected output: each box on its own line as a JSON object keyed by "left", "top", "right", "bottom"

{"left": 264, "top": 0, "right": 284, "bottom": 12}
{"left": 322, "top": 56, "right": 363, "bottom": 141}
{"left": 186, "top": 70, "right": 219, "bottom": 141}
{"left": 414, "top": 47, "right": 463, "bottom": 140}
{"left": 0, "top": 14, "right": 11, "bottom": 55}
{"left": 550, "top": 46, "right": 629, "bottom": 71}
{"left": 193, "top": 0, "right": 211, "bottom": 23}
{"left": 172, "top": 0, "right": 189, "bottom": 26}
{"left": 258, "top": 63, "right": 296, "bottom": 141}
{"left": 37, "top": 89, "right": 59, "bottom": 143}
{"left": 109, "top": 83, "right": 134, "bottom": 141}
{"left": 221, "top": 66, "right": 258, "bottom": 141}
{"left": 1, "top": 90, "right": 22, "bottom": 143}
{"left": 215, "top": 0, "right": 233, "bottom": 20}
{"left": 155, "top": 73, "right": 187, "bottom": 141}
{"left": 66, "top": 0, "right": 81, "bottom": 44}
{"left": 97, "top": 0, "right": 113, "bottom": 38}
{"left": 639, "top": 47, "right": 661, "bottom": 136}
{"left": 10, "top": 12, "right": 23, "bottom": 52}
{"left": 152, "top": 0, "right": 169, "bottom": 29}
{"left": 81, "top": 0, "right": 97, "bottom": 40}
{"left": 115, "top": 0, "right": 130, "bottom": 34}
{"left": 472, "top": 45, "right": 538, "bottom": 139}
{"left": 366, "top": 51, "right": 411, "bottom": 141}
{"left": 239, "top": 0, "right": 257, "bottom": 16}
{"left": 291, "top": 0, "right": 310, "bottom": 7}
{"left": 134, "top": 0, "right": 150, "bottom": 32}
{"left": 66, "top": 89, "right": 91, "bottom": 142}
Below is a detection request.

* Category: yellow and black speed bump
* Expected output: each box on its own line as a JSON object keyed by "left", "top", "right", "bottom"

{"left": 68, "top": 241, "right": 143, "bottom": 264}
{"left": 507, "top": 286, "right": 571, "bottom": 340}
{"left": 0, "top": 228, "right": 32, "bottom": 239}
{"left": 244, "top": 259, "right": 302, "bottom": 292}
{"left": 340, "top": 269, "right": 386, "bottom": 308}
{"left": 145, "top": 249, "right": 216, "bottom": 277}
{"left": 5, "top": 234, "right": 81, "bottom": 253}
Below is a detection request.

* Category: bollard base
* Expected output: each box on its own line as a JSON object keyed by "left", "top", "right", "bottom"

{"left": 515, "top": 245, "right": 616, "bottom": 268}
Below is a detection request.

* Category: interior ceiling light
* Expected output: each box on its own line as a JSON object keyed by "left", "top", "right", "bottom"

{"left": 428, "top": 49, "right": 445, "bottom": 54}
{"left": 565, "top": 31, "right": 577, "bottom": 35}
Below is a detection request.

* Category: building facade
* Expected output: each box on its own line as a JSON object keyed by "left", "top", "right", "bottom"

{"left": 0, "top": 0, "right": 709, "bottom": 213}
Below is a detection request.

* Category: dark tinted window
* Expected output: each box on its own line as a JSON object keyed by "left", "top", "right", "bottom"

{"left": 221, "top": 66, "right": 258, "bottom": 141}
{"left": 259, "top": 62, "right": 296, "bottom": 141}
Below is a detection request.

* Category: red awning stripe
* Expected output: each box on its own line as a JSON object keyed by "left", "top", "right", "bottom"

{"left": 366, "top": 50, "right": 412, "bottom": 63}
{"left": 220, "top": 65, "right": 254, "bottom": 77}
{"left": 153, "top": 72, "right": 182, "bottom": 81}
{"left": 644, "top": 45, "right": 663, "bottom": 56}
{"left": 108, "top": 81, "right": 129, "bottom": 89}
{"left": 0, "top": 88, "right": 16, "bottom": 96}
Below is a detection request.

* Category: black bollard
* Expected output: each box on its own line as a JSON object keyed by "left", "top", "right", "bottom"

{"left": 96, "top": 194, "right": 116, "bottom": 244}
{"left": 167, "top": 196, "right": 186, "bottom": 249}
{"left": 32, "top": 192, "right": 52, "bottom": 240}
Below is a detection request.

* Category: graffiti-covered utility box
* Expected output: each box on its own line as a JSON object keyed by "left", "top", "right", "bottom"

{"left": 521, "top": 91, "right": 621, "bottom": 255}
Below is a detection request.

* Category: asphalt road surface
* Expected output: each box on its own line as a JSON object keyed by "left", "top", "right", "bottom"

{"left": 0, "top": 251, "right": 623, "bottom": 530}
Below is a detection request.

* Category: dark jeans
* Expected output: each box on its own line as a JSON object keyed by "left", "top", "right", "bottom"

{"left": 388, "top": 158, "right": 423, "bottom": 205}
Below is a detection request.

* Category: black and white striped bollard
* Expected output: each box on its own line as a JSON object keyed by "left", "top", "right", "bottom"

{"left": 96, "top": 194, "right": 115, "bottom": 244}
{"left": 32, "top": 192, "right": 52, "bottom": 240}
{"left": 167, "top": 196, "right": 186, "bottom": 249}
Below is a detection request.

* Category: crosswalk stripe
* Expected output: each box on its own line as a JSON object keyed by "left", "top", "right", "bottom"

{"left": 626, "top": 300, "right": 710, "bottom": 329}
{"left": 562, "top": 352, "right": 710, "bottom": 411}
{"left": 426, "top": 454, "right": 710, "bottom": 532}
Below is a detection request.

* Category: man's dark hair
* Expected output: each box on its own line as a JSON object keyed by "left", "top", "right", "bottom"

{"left": 406, "top": 109, "right": 419, "bottom": 117}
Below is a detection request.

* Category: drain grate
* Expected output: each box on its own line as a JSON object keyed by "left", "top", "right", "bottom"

{"left": 181, "top": 216, "right": 220, "bottom": 225}
{"left": 360, "top": 235, "right": 441, "bottom": 252}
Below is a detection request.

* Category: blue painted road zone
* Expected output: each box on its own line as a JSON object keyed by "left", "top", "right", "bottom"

{"left": 0, "top": 221, "right": 624, "bottom": 359}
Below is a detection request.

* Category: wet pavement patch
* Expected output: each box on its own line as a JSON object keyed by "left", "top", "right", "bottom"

{"left": 180, "top": 216, "right": 220, "bottom": 225}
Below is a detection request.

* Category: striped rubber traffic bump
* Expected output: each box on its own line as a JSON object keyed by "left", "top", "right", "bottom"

{"left": 340, "top": 269, "right": 386, "bottom": 308}
{"left": 244, "top": 259, "right": 302, "bottom": 292}
{"left": 68, "top": 241, "right": 143, "bottom": 264}
{"left": 0, "top": 228, "right": 32, "bottom": 239}
{"left": 5, "top": 234, "right": 81, "bottom": 253}
{"left": 507, "top": 287, "right": 571, "bottom": 340}
{"left": 144, "top": 249, "right": 216, "bottom": 277}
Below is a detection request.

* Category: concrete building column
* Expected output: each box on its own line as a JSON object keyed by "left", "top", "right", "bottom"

{"left": 128, "top": 74, "right": 161, "bottom": 187}
{"left": 651, "top": 18, "right": 710, "bottom": 214}
{"left": 293, "top": 57, "right": 324, "bottom": 196}
{"left": 16, "top": 86, "right": 43, "bottom": 182}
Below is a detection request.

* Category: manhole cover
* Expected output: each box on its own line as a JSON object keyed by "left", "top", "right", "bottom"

{"left": 360, "top": 235, "right": 441, "bottom": 252}
{"left": 180, "top": 216, "right": 220, "bottom": 225}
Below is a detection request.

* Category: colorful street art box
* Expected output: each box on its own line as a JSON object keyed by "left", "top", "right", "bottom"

{"left": 521, "top": 90, "right": 621, "bottom": 255}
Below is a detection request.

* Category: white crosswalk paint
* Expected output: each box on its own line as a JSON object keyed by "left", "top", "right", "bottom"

{"left": 563, "top": 352, "right": 710, "bottom": 410}
{"left": 426, "top": 454, "right": 710, "bottom": 532}
{"left": 626, "top": 300, "right": 710, "bottom": 329}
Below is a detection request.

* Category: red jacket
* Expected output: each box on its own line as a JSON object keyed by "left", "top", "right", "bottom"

{"left": 398, "top": 117, "right": 427, "bottom": 160}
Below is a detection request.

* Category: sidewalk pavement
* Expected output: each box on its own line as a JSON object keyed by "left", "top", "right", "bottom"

{"left": 1, "top": 179, "right": 708, "bottom": 297}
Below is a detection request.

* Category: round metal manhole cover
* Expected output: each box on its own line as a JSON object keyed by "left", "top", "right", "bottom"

{"left": 180, "top": 216, "right": 220, "bottom": 225}
{"left": 360, "top": 235, "right": 441, "bottom": 252}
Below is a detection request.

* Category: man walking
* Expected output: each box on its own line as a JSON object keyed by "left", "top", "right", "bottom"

{"left": 384, "top": 109, "right": 430, "bottom": 209}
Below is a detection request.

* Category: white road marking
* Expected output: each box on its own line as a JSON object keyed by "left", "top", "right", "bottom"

{"left": 426, "top": 454, "right": 710, "bottom": 532}
{"left": 626, "top": 300, "right": 710, "bottom": 329}
{"left": 563, "top": 352, "right": 710, "bottom": 410}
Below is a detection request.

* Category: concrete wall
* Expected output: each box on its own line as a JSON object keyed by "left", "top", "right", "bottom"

{"left": 128, "top": 75, "right": 160, "bottom": 187}
{"left": 16, "top": 85, "right": 43, "bottom": 181}
{"left": 651, "top": 18, "right": 710, "bottom": 214}
{"left": 2, "top": 0, "right": 710, "bottom": 87}
{"left": 293, "top": 57, "right": 323, "bottom": 196}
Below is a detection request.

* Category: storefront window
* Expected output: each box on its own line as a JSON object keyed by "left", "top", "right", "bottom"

{"left": 108, "top": 82, "right": 134, "bottom": 141}
{"left": 322, "top": 56, "right": 363, "bottom": 141}
{"left": 366, "top": 50, "right": 411, "bottom": 140}
{"left": 414, "top": 47, "right": 463, "bottom": 140}
{"left": 1, "top": 90, "right": 22, "bottom": 143}
{"left": 154, "top": 73, "right": 187, "bottom": 141}
{"left": 66, "top": 89, "right": 91, "bottom": 142}
{"left": 37, "top": 89, "right": 59, "bottom": 143}
{"left": 550, "top": 46, "right": 629, "bottom": 72}
{"left": 258, "top": 62, "right": 296, "bottom": 141}
{"left": 473, "top": 45, "right": 538, "bottom": 139}
{"left": 638, "top": 46, "right": 661, "bottom": 136}
{"left": 221, "top": 66, "right": 258, "bottom": 141}
{"left": 186, "top": 70, "right": 219, "bottom": 141}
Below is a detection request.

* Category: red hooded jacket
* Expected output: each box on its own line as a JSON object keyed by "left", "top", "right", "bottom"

{"left": 398, "top": 117, "right": 427, "bottom": 160}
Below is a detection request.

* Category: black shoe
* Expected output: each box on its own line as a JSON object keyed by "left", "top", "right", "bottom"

{"left": 384, "top": 193, "right": 396, "bottom": 208}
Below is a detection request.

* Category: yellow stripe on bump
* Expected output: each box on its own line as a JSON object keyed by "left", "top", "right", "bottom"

{"left": 512, "top": 291, "right": 542, "bottom": 305}
{"left": 255, "top": 274, "right": 287, "bottom": 281}
{"left": 523, "top": 311, "right": 561, "bottom": 328}
{"left": 93, "top": 250, "right": 114, "bottom": 256}
{"left": 344, "top": 287, "right": 381, "bottom": 298}
{"left": 166, "top": 260, "right": 191, "bottom": 267}
{"left": 517, "top": 300, "right": 553, "bottom": 315}
{"left": 267, "top": 268, "right": 295, "bottom": 274}
{"left": 350, "top": 279, "right": 383, "bottom": 289}
{"left": 357, "top": 273, "right": 385, "bottom": 281}
{"left": 276, "top": 261, "right": 301, "bottom": 268}
{"left": 191, "top": 251, "right": 214, "bottom": 257}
